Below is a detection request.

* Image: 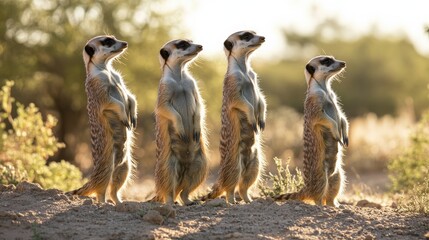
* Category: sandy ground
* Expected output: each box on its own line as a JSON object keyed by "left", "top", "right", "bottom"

{"left": 0, "top": 182, "right": 428, "bottom": 240}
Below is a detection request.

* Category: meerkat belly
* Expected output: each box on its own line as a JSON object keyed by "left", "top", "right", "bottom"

{"left": 324, "top": 99, "right": 340, "bottom": 124}
{"left": 241, "top": 81, "right": 259, "bottom": 108}
{"left": 169, "top": 88, "right": 197, "bottom": 162}
{"left": 171, "top": 88, "right": 196, "bottom": 135}
{"left": 238, "top": 112, "right": 256, "bottom": 163}
{"left": 322, "top": 127, "right": 339, "bottom": 176}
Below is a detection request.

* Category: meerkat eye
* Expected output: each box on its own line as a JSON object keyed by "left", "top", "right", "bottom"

{"left": 239, "top": 32, "right": 254, "bottom": 41}
{"left": 101, "top": 38, "right": 116, "bottom": 47}
{"left": 320, "top": 58, "right": 334, "bottom": 66}
{"left": 176, "top": 41, "right": 191, "bottom": 50}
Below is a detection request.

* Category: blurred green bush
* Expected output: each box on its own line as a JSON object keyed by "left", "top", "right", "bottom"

{"left": 0, "top": 81, "right": 84, "bottom": 191}
{"left": 389, "top": 110, "right": 429, "bottom": 213}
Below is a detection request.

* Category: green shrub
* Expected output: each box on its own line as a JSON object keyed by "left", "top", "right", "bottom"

{"left": 389, "top": 110, "right": 429, "bottom": 213}
{"left": 259, "top": 157, "right": 304, "bottom": 198}
{"left": 0, "top": 80, "right": 84, "bottom": 191}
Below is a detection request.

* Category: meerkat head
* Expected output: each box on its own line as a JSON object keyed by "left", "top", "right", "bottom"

{"left": 304, "top": 55, "right": 346, "bottom": 85}
{"left": 159, "top": 39, "right": 203, "bottom": 68}
{"left": 223, "top": 30, "right": 265, "bottom": 57}
{"left": 83, "top": 35, "right": 128, "bottom": 66}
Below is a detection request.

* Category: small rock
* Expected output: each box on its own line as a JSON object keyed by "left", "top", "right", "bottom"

{"left": 16, "top": 181, "right": 42, "bottom": 192}
{"left": 342, "top": 209, "right": 352, "bottom": 214}
{"left": 54, "top": 194, "right": 69, "bottom": 201}
{"left": 205, "top": 198, "right": 227, "bottom": 207}
{"left": 294, "top": 206, "right": 302, "bottom": 211}
{"left": 256, "top": 197, "right": 274, "bottom": 204}
{"left": 46, "top": 189, "right": 62, "bottom": 195}
{"left": 154, "top": 205, "right": 176, "bottom": 218}
{"left": 83, "top": 199, "right": 94, "bottom": 205}
{"left": 424, "top": 232, "right": 429, "bottom": 239}
{"left": 0, "top": 211, "right": 16, "bottom": 219}
{"left": 356, "top": 200, "right": 382, "bottom": 209}
{"left": 143, "top": 210, "right": 164, "bottom": 225}
{"left": 364, "top": 235, "right": 375, "bottom": 240}
{"left": 231, "top": 232, "right": 242, "bottom": 238}
{"left": 115, "top": 201, "right": 141, "bottom": 213}
{"left": 390, "top": 202, "right": 398, "bottom": 209}
{"left": 0, "top": 184, "right": 16, "bottom": 192}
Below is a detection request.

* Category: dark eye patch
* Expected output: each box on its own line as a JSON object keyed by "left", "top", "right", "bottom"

{"left": 239, "top": 32, "right": 254, "bottom": 41}
{"left": 101, "top": 37, "right": 116, "bottom": 47}
{"left": 175, "top": 40, "right": 191, "bottom": 50}
{"left": 320, "top": 58, "right": 334, "bottom": 66}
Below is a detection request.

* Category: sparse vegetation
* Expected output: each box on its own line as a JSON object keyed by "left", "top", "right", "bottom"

{"left": 0, "top": 81, "right": 84, "bottom": 191}
{"left": 258, "top": 157, "right": 304, "bottom": 198}
{"left": 389, "top": 110, "right": 429, "bottom": 213}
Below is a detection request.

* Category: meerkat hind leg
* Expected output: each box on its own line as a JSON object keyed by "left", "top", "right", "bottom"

{"left": 108, "top": 120, "right": 129, "bottom": 204}
{"left": 109, "top": 159, "right": 130, "bottom": 204}
{"left": 179, "top": 152, "right": 207, "bottom": 206}
{"left": 325, "top": 171, "right": 343, "bottom": 207}
{"left": 238, "top": 153, "right": 260, "bottom": 203}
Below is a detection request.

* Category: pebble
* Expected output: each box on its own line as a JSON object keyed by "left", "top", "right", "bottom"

{"left": 16, "top": 181, "right": 42, "bottom": 192}
{"left": 143, "top": 210, "right": 164, "bottom": 225}
{"left": 115, "top": 201, "right": 141, "bottom": 213}
{"left": 83, "top": 199, "right": 94, "bottom": 205}
{"left": 154, "top": 205, "right": 176, "bottom": 218}
{"left": 205, "top": 198, "right": 227, "bottom": 207}
{"left": 342, "top": 209, "right": 352, "bottom": 214}
{"left": 356, "top": 200, "right": 382, "bottom": 209}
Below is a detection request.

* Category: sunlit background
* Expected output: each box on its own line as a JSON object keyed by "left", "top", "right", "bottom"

{"left": 0, "top": 0, "right": 428, "bottom": 203}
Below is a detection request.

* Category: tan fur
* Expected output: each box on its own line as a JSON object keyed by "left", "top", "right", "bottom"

{"left": 68, "top": 35, "right": 137, "bottom": 204}
{"left": 203, "top": 31, "right": 266, "bottom": 204}
{"left": 275, "top": 55, "right": 349, "bottom": 207}
{"left": 154, "top": 39, "right": 208, "bottom": 205}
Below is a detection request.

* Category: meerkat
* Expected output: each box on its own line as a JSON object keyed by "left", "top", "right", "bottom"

{"left": 203, "top": 31, "right": 266, "bottom": 204}
{"left": 153, "top": 39, "right": 208, "bottom": 205}
{"left": 68, "top": 35, "right": 137, "bottom": 204}
{"left": 275, "top": 55, "right": 348, "bottom": 207}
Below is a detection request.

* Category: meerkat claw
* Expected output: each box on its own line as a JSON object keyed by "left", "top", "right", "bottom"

{"left": 258, "top": 120, "right": 265, "bottom": 131}
{"left": 343, "top": 136, "right": 349, "bottom": 147}
{"left": 193, "top": 131, "right": 200, "bottom": 142}
{"left": 252, "top": 123, "right": 258, "bottom": 133}
{"left": 131, "top": 116, "right": 137, "bottom": 128}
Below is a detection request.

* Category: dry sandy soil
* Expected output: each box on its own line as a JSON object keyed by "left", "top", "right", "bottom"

{"left": 0, "top": 182, "right": 428, "bottom": 240}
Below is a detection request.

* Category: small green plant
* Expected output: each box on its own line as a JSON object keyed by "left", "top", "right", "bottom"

{"left": 259, "top": 157, "right": 304, "bottom": 198}
{"left": 398, "top": 177, "right": 429, "bottom": 214}
{"left": 31, "top": 223, "right": 43, "bottom": 240}
{"left": 389, "top": 110, "right": 429, "bottom": 213}
{"left": 0, "top": 80, "right": 84, "bottom": 191}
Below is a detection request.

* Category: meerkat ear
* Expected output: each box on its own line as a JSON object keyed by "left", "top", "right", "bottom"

{"left": 306, "top": 64, "right": 315, "bottom": 76}
{"left": 84, "top": 45, "right": 95, "bottom": 57}
{"left": 224, "top": 40, "right": 233, "bottom": 51}
{"left": 160, "top": 48, "right": 170, "bottom": 61}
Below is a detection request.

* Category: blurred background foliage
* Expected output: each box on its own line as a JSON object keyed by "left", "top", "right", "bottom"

{"left": 0, "top": 0, "right": 428, "bottom": 202}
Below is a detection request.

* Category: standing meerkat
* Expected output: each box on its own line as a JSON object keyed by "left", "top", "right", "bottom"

{"left": 203, "top": 31, "right": 266, "bottom": 204}
{"left": 154, "top": 39, "right": 208, "bottom": 205}
{"left": 275, "top": 55, "right": 348, "bottom": 207}
{"left": 69, "top": 35, "right": 137, "bottom": 204}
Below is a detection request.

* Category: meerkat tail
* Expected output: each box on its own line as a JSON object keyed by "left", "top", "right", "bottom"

{"left": 67, "top": 182, "right": 94, "bottom": 196}
{"left": 201, "top": 183, "right": 223, "bottom": 201}
{"left": 274, "top": 190, "right": 306, "bottom": 201}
